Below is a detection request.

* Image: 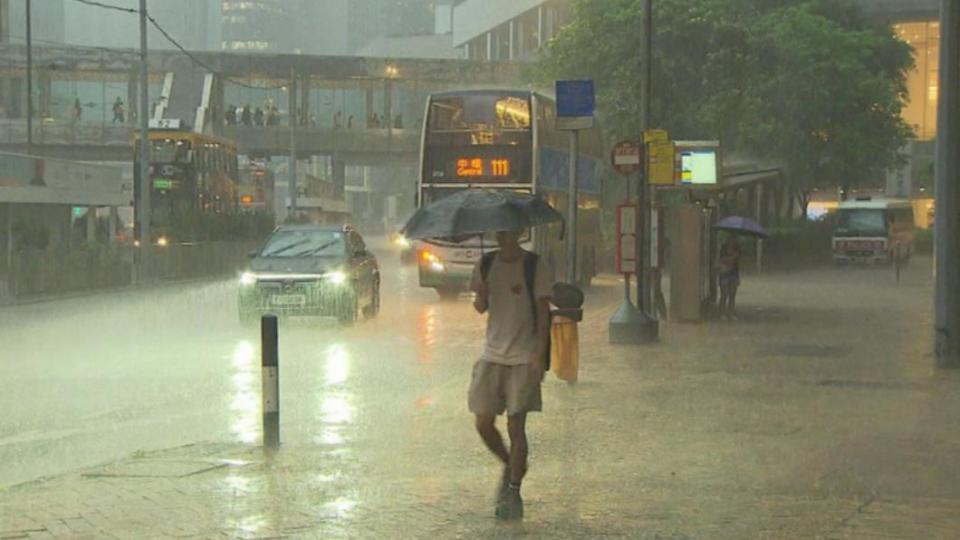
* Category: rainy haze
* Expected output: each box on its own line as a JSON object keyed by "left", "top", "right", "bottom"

{"left": 0, "top": 0, "right": 957, "bottom": 537}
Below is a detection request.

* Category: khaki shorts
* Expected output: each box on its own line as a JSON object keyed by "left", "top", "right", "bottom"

{"left": 468, "top": 360, "right": 542, "bottom": 416}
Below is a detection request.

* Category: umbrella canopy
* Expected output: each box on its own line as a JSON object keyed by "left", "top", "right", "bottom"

{"left": 714, "top": 216, "right": 768, "bottom": 239}
{"left": 402, "top": 189, "right": 564, "bottom": 240}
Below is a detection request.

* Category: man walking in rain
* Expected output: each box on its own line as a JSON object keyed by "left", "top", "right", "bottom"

{"left": 469, "top": 229, "right": 552, "bottom": 520}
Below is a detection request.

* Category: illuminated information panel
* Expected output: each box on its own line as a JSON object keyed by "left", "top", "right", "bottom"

{"left": 679, "top": 149, "right": 718, "bottom": 185}
{"left": 455, "top": 158, "right": 511, "bottom": 178}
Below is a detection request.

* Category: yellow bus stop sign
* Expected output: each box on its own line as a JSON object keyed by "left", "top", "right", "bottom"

{"left": 648, "top": 139, "right": 675, "bottom": 185}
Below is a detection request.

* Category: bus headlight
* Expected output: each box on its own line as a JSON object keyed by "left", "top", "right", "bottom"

{"left": 156, "top": 236, "right": 169, "bottom": 247}
{"left": 393, "top": 235, "right": 410, "bottom": 248}
{"left": 324, "top": 270, "right": 348, "bottom": 286}
{"left": 239, "top": 272, "right": 257, "bottom": 286}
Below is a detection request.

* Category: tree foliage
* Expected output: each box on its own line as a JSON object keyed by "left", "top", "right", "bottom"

{"left": 538, "top": 0, "right": 914, "bottom": 212}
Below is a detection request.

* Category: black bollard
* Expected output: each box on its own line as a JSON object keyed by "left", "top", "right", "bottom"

{"left": 261, "top": 315, "right": 279, "bottom": 450}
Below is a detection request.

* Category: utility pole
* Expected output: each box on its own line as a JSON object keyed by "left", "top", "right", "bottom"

{"left": 25, "top": 0, "right": 32, "bottom": 154}
{"left": 288, "top": 70, "right": 297, "bottom": 218}
{"left": 935, "top": 0, "right": 960, "bottom": 367}
{"left": 137, "top": 0, "right": 151, "bottom": 266}
{"left": 636, "top": 0, "right": 658, "bottom": 341}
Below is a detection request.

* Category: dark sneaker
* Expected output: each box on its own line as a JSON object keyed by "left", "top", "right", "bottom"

{"left": 495, "top": 488, "right": 523, "bottom": 521}
{"left": 496, "top": 466, "right": 511, "bottom": 504}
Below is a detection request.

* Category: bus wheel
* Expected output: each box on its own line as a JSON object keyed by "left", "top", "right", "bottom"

{"left": 437, "top": 286, "right": 460, "bottom": 301}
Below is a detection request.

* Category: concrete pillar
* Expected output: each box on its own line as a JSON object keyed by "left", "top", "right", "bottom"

{"left": 537, "top": 7, "right": 544, "bottom": 49}
{"left": 365, "top": 86, "right": 374, "bottom": 127}
{"left": 86, "top": 207, "right": 97, "bottom": 243}
{"left": 3, "top": 203, "right": 12, "bottom": 299}
{"left": 127, "top": 69, "right": 138, "bottom": 125}
{"left": 384, "top": 80, "right": 393, "bottom": 134}
{"left": 333, "top": 158, "right": 345, "bottom": 200}
{"left": 38, "top": 69, "right": 50, "bottom": 118}
{"left": 486, "top": 31, "right": 492, "bottom": 61}
{"left": 108, "top": 206, "right": 118, "bottom": 245}
{"left": 509, "top": 20, "right": 515, "bottom": 60}
{"left": 300, "top": 75, "right": 310, "bottom": 125}
{"left": 288, "top": 76, "right": 297, "bottom": 128}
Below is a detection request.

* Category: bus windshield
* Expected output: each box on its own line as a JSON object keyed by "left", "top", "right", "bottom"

{"left": 150, "top": 139, "right": 192, "bottom": 164}
{"left": 836, "top": 209, "right": 888, "bottom": 237}
{"left": 424, "top": 94, "right": 533, "bottom": 183}
{"left": 429, "top": 95, "right": 531, "bottom": 132}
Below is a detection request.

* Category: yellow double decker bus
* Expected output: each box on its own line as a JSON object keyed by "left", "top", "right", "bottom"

{"left": 134, "top": 130, "right": 241, "bottom": 241}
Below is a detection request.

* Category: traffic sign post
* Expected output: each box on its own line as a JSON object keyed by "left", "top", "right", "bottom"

{"left": 611, "top": 140, "right": 643, "bottom": 176}
{"left": 609, "top": 138, "right": 659, "bottom": 344}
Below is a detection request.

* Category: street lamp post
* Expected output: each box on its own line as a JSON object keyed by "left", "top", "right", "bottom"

{"left": 137, "top": 0, "right": 151, "bottom": 275}
{"left": 935, "top": 0, "right": 960, "bottom": 367}
{"left": 25, "top": 0, "right": 32, "bottom": 154}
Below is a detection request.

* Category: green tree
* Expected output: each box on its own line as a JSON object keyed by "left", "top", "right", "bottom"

{"left": 538, "top": 0, "right": 914, "bottom": 218}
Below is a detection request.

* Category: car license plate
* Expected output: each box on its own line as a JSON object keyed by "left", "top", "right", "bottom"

{"left": 271, "top": 294, "right": 306, "bottom": 306}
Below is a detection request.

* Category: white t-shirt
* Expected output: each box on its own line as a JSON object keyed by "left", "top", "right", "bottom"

{"left": 470, "top": 252, "right": 553, "bottom": 366}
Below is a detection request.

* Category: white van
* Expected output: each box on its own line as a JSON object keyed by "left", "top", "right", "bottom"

{"left": 832, "top": 198, "right": 915, "bottom": 265}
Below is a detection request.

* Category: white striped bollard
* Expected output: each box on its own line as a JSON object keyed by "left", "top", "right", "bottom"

{"left": 261, "top": 315, "right": 280, "bottom": 450}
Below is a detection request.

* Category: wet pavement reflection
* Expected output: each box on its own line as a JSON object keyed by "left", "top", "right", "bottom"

{"left": 3, "top": 247, "right": 960, "bottom": 537}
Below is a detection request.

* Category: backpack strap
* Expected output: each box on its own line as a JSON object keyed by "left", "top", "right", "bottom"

{"left": 523, "top": 252, "right": 539, "bottom": 332}
{"left": 480, "top": 250, "right": 498, "bottom": 283}
{"left": 523, "top": 252, "right": 551, "bottom": 371}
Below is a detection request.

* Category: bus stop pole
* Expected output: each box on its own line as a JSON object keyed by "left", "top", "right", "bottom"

{"left": 567, "top": 130, "right": 579, "bottom": 283}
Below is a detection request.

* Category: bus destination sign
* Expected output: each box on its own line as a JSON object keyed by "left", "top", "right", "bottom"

{"left": 455, "top": 157, "right": 511, "bottom": 178}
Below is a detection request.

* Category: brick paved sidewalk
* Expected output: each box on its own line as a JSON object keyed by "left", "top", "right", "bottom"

{"left": 4, "top": 264, "right": 960, "bottom": 538}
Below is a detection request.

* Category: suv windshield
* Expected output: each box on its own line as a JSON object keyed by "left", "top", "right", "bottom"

{"left": 836, "top": 209, "right": 888, "bottom": 237}
{"left": 259, "top": 230, "right": 345, "bottom": 258}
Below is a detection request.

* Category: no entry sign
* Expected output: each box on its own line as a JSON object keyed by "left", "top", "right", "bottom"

{"left": 611, "top": 140, "right": 643, "bottom": 176}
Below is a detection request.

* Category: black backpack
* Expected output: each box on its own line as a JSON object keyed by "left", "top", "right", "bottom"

{"left": 480, "top": 250, "right": 551, "bottom": 370}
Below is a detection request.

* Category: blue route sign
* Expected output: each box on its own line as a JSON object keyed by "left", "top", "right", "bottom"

{"left": 556, "top": 80, "right": 595, "bottom": 118}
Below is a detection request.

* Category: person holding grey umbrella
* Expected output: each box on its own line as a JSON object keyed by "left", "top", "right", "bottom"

{"left": 402, "top": 189, "right": 562, "bottom": 521}
{"left": 469, "top": 229, "right": 552, "bottom": 521}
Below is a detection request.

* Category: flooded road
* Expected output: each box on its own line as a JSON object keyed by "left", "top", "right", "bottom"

{"left": 0, "top": 240, "right": 478, "bottom": 488}
{"left": 3, "top": 250, "right": 960, "bottom": 537}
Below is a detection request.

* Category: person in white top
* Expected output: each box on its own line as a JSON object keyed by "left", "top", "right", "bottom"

{"left": 468, "top": 229, "right": 552, "bottom": 521}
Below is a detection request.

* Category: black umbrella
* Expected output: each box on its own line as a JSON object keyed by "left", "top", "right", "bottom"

{"left": 402, "top": 189, "right": 564, "bottom": 240}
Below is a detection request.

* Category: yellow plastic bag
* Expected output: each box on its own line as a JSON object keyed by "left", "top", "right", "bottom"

{"left": 550, "top": 316, "right": 579, "bottom": 382}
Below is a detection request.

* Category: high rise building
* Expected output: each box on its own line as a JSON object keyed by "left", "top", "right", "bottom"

{"left": 220, "top": 0, "right": 439, "bottom": 56}
{"left": 58, "top": 0, "right": 219, "bottom": 51}
{"left": 452, "top": 0, "right": 570, "bottom": 61}
{"left": 221, "top": 0, "right": 290, "bottom": 52}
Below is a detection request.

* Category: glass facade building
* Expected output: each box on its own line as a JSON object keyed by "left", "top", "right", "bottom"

{"left": 895, "top": 21, "right": 940, "bottom": 141}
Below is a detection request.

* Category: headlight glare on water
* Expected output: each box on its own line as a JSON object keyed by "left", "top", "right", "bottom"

{"left": 324, "top": 270, "right": 348, "bottom": 286}
{"left": 239, "top": 272, "right": 257, "bottom": 286}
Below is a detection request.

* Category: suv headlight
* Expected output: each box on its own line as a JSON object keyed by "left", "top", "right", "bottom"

{"left": 324, "top": 270, "right": 348, "bottom": 286}
{"left": 239, "top": 272, "right": 257, "bottom": 286}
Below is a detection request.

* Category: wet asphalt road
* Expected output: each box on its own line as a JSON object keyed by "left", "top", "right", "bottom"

{"left": 0, "top": 240, "right": 474, "bottom": 488}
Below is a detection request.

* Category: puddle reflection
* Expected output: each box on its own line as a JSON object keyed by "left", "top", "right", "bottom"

{"left": 229, "top": 340, "right": 260, "bottom": 444}
{"left": 416, "top": 305, "right": 437, "bottom": 364}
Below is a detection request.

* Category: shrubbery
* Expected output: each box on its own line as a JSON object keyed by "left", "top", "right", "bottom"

{"left": 155, "top": 211, "right": 275, "bottom": 243}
